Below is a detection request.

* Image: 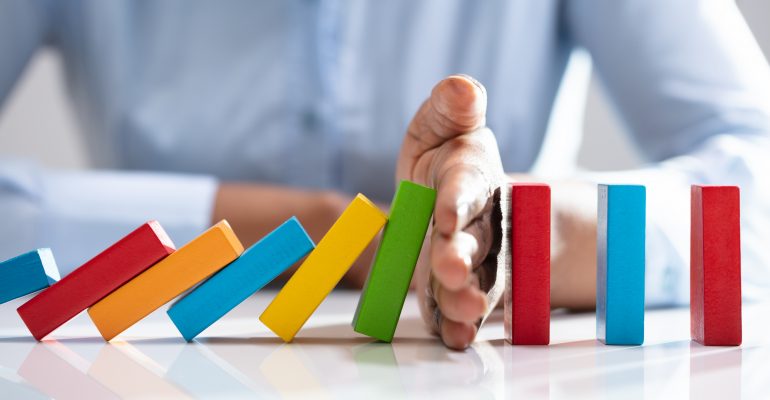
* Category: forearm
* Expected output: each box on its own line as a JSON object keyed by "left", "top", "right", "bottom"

{"left": 542, "top": 133, "right": 770, "bottom": 310}
{"left": 549, "top": 179, "right": 597, "bottom": 310}
{"left": 211, "top": 183, "right": 378, "bottom": 286}
{"left": 0, "top": 163, "right": 218, "bottom": 275}
{"left": 508, "top": 174, "right": 597, "bottom": 310}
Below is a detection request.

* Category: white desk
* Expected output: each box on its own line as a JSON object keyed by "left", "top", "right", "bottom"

{"left": 0, "top": 291, "right": 766, "bottom": 399}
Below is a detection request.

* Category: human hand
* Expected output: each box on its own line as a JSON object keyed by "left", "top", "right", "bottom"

{"left": 397, "top": 75, "right": 507, "bottom": 349}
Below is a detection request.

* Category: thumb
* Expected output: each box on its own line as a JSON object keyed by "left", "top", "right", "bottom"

{"left": 397, "top": 75, "right": 488, "bottom": 183}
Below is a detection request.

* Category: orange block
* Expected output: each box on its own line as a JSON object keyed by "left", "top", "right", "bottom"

{"left": 88, "top": 220, "right": 244, "bottom": 341}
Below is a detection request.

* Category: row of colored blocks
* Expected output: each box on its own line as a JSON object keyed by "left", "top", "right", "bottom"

{"left": 0, "top": 182, "right": 741, "bottom": 347}
{"left": 506, "top": 184, "right": 741, "bottom": 346}
{"left": 1, "top": 180, "right": 437, "bottom": 343}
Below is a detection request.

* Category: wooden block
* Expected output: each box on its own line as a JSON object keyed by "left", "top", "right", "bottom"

{"left": 260, "top": 194, "right": 387, "bottom": 342}
{"left": 17, "top": 222, "right": 175, "bottom": 341}
{"left": 691, "top": 185, "right": 741, "bottom": 346}
{"left": 353, "top": 181, "right": 436, "bottom": 342}
{"left": 0, "top": 249, "right": 59, "bottom": 304}
{"left": 87, "top": 220, "right": 244, "bottom": 341}
{"left": 597, "top": 184, "right": 645, "bottom": 345}
{"left": 505, "top": 183, "right": 551, "bottom": 345}
{"left": 167, "top": 217, "right": 315, "bottom": 341}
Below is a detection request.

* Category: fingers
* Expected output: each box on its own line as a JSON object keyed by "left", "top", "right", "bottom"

{"left": 419, "top": 271, "right": 485, "bottom": 350}
{"left": 398, "top": 74, "right": 502, "bottom": 237}
{"left": 397, "top": 75, "right": 487, "bottom": 182}
{"left": 430, "top": 220, "right": 492, "bottom": 291}
{"left": 432, "top": 157, "right": 495, "bottom": 236}
{"left": 433, "top": 278, "right": 488, "bottom": 323}
{"left": 412, "top": 74, "right": 486, "bottom": 149}
{"left": 440, "top": 317, "right": 479, "bottom": 350}
{"left": 403, "top": 75, "right": 504, "bottom": 351}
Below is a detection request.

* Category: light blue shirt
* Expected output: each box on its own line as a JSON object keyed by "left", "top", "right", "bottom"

{"left": 2, "top": 0, "right": 770, "bottom": 305}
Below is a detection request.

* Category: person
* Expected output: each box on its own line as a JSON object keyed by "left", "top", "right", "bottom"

{"left": 1, "top": 1, "right": 769, "bottom": 350}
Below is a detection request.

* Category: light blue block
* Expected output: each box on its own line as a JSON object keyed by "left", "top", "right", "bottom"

{"left": 167, "top": 217, "right": 315, "bottom": 341}
{"left": 0, "top": 249, "right": 60, "bottom": 304}
{"left": 597, "top": 184, "right": 645, "bottom": 345}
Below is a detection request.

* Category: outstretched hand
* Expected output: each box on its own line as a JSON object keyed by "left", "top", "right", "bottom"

{"left": 397, "top": 75, "right": 507, "bottom": 349}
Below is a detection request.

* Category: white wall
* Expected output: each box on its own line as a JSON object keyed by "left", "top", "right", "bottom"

{"left": 1, "top": 1, "right": 769, "bottom": 171}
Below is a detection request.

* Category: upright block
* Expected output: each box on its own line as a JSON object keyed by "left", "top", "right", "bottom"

{"left": 353, "top": 181, "right": 436, "bottom": 342}
{"left": 1, "top": 249, "right": 59, "bottom": 304}
{"left": 167, "top": 217, "right": 315, "bottom": 341}
{"left": 260, "top": 194, "right": 387, "bottom": 342}
{"left": 88, "top": 220, "right": 244, "bottom": 341}
{"left": 691, "top": 185, "right": 741, "bottom": 346}
{"left": 596, "top": 184, "right": 645, "bottom": 345}
{"left": 505, "top": 183, "right": 551, "bottom": 345}
{"left": 18, "top": 222, "right": 175, "bottom": 340}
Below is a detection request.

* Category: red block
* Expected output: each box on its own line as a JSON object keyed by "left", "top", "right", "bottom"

{"left": 691, "top": 185, "right": 741, "bottom": 346}
{"left": 505, "top": 183, "right": 550, "bottom": 345}
{"left": 17, "top": 221, "right": 175, "bottom": 340}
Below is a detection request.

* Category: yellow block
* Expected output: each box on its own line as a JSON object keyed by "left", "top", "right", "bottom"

{"left": 88, "top": 220, "right": 244, "bottom": 341}
{"left": 260, "top": 194, "right": 387, "bottom": 342}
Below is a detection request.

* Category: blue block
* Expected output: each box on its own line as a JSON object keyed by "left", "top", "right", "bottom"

{"left": 0, "top": 249, "right": 60, "bottom": 304}
{"left": 167, "top": 217, "right": 315, "bottom": 341}
{"left": 597, "top": 184, "right": 645, "bottom": 345}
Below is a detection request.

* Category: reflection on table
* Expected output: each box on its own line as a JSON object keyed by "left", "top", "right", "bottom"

{"left": 0, "top": 291, "right": 766, "bottom": 399}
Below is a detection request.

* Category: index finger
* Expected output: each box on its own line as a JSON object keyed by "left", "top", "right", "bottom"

{"left": 430, "top": 128, "right": 504, "bottom": 236}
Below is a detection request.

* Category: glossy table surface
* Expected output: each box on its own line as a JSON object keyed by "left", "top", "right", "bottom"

{"left": 0, "top": 291, "right": 766, "bottom": 399}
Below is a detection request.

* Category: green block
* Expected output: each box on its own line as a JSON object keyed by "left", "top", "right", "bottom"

{"left": 352, "top": 180, "right": 436, "bottom": 342}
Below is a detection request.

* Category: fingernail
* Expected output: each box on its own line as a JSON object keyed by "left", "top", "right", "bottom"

{"left": 458, "top": 74, "right": 485, "bottom": 95}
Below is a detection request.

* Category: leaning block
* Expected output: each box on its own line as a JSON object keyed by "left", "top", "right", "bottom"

{"left": 260, "top": 194, "right": 387, "bottom": 342}
{"left": 596, "top": 184, "right": 645, "bottom": 345}
{"left": 353, "top": 181, "right": 436, "bottom": 342}
{"left": 168, "top": 217, "right": 315, "bottom": 341}
{"left": 18, "top": 222, "right": 175, "bottom": 340}
{"left": 88, "top": 220, "right": 244, "bottom": 341}
{"left": 691, "top": 185, "right": 741, "bottom": 346}
{"left": 1, "top": 249, "right": 59, "bottom": 304}
{"left": 506, "top": 183, "right": 551, "bottom": 345}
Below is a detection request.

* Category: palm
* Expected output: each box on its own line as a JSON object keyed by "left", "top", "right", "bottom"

{"left": 396, "top": 75, "right": 506, "bottom": 349}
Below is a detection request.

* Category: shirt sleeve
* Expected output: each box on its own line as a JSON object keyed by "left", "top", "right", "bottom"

{"left": 565, "top": 0, "right": 770, "bottom": 306}
{"left": 0, "top": 2, "right": 219, "bottom": 277}
{"left": 0, "top": 159, "right": 218, "bottom": 276}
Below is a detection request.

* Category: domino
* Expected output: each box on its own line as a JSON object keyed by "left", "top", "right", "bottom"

{"left": 1, "top": 249, "right": 59, "bottom": 304}
{"left": 505, "top": 183, "right": 550, "bottom": 345}
{"left": 596, "top": 184, "right": 645, "bottom": 345}
{"left": 17, "top": 222, "right": 175, "bottom": 341}
{"left": 167, "top": 217, "right": 315, "bottom": 341}
{"left": 260, "top": 194, "right": 387, "bottom": 342}
{"left": 691, "top": 185, "right": 741, "bottom": 346}
{"left": 353, "top": 180, "right": 436, "bottom": 342}
{"left": 87, "top": 220, "right": 244, "bottom": 341}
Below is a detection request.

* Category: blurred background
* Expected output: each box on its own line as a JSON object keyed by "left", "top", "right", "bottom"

{"left": 1, "top": 0, "right": 768, "bottom": 172}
